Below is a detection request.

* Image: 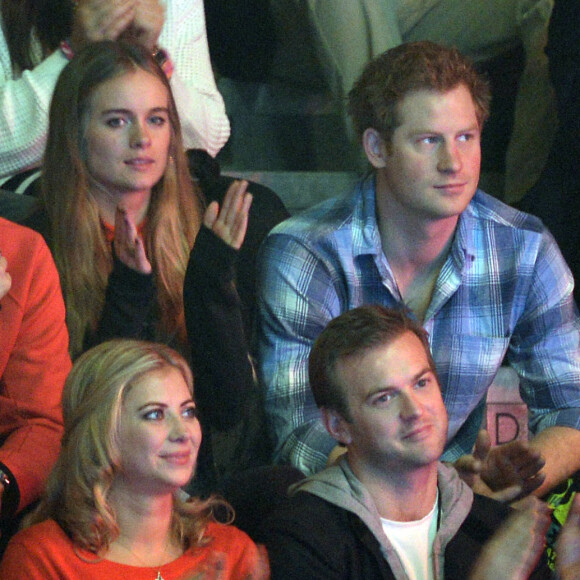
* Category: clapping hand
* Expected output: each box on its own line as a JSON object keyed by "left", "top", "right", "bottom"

{"left": 203, "top": 180, "right": 253, "bottom": 250}
{"left": 113, "top": 206, "right": 152, "bottom": 274}
{"left": 454, "top": 430, "right": 546, "bottom": 502}
{"left": 469, "top": 496, "right": 551, "bottom": 580}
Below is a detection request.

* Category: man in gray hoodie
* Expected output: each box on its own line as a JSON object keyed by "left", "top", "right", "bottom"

{"left": 261, "top": 305, "right": 552, "bottom": 579}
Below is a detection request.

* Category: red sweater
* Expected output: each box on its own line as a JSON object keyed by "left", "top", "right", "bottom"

{"left": 0, "top": 519, "right": 270, "bottom": 579}
{"left": 0, "top": 218, "right": 70, "bottom": 514}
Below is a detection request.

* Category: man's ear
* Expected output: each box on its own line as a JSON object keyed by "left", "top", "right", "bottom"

{"left": 322, "top": 407, "right": 352, "bottom": 446}
{"left": 362, "top": 128, "right": 388, "bottom": 169}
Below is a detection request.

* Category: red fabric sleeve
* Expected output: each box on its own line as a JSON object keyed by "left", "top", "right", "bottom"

{"left": 0, "top": 218, "right": 70, "bottom": 512}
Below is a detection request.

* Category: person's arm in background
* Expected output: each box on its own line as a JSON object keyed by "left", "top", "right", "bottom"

{"left": 0, "top": 0, "right": 137, "bottom": 179}
{"left": 0, "top": 41, "right": 65, "bottom": 179}
{"left": 159, "top": 0, "right": 230, "bottom": 157}
{"left": 185, "top": 181, "right": 253, "bottom": 430}
{"left": 504, "top": 228, "right": 580, "bottom": 497}
{"left": 454, "top": 228, "right": 580, "bottom": 500}
{"left": 527, "top": 427, "right": 580, "bottom": 497}
{"left": 256, "top": 230, "right": 341, "bottom": 475}
{"left": 0, "top": 220, "right": 70, "bottom": 519}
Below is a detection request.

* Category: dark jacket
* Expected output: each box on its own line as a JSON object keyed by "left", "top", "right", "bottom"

{"left": 260, "top": 459, "right": 550, "bottom": 579}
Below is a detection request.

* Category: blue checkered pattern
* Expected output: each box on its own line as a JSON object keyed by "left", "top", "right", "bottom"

{"left": 256, "top": 174, "right": 580, "bottom": 476}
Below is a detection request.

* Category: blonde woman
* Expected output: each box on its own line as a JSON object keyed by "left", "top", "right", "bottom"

{"left": 0, "top": 339, "right": 268, "bottom": 578}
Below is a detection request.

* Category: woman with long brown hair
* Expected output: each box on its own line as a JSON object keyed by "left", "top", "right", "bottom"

{"left": 42, "top": 38, "right": 204, "bottom": 357}
{"left": 39, "top": 39, "right": 254, "bottom": 491}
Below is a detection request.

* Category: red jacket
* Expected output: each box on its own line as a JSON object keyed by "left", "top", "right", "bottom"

{"left": 0, "top": 218, "right": 69, "bottom": 514}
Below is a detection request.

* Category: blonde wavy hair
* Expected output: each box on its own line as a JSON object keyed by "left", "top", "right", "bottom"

{"left": 42, "top": 40, "right": 204, "bottom": 358}
{"left": 27, "top": 339, "right": 231, "bottom": 555}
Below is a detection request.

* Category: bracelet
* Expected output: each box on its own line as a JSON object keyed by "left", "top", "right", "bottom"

{"left": 59, "top": 39, "right": 75, "bottom": 61}
{"left": 152, "top": 46, "right": 174, "bottom": 80}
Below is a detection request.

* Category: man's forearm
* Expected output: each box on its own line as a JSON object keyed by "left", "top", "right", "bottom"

{"left": 530, "top": 426, "right": 580, "bottom": 496}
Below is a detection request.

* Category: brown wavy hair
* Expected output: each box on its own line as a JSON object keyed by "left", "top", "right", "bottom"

{"left": 27, "top": 339, "right": 231, "bottom": 555}
{"left": 348, "top": 40, "right": 491, "bottom": 146}
{"left": 42, "top": 40, "right": 203, "bottom": 358}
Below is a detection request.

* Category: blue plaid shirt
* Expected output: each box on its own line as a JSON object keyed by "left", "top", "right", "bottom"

{"left": 256, "top": 174, "right": 580, "bottom": 475}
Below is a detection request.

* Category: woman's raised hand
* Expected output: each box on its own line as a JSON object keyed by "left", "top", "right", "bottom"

{"left": 113, "top": 206, "right": 152, "bottom": 274}
{"left": 203, "top": 180, "right": 253, "bottom": 250}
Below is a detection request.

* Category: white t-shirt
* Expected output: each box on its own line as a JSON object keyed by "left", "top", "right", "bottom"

{"left": 381, "top": 493, "right": 439, "bottom": 580}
